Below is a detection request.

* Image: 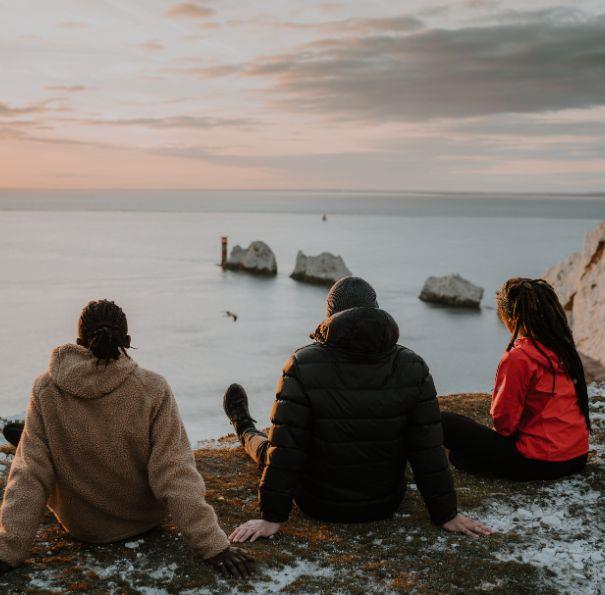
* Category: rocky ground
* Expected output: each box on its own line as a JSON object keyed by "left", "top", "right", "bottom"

{"left": 0, "top": 391, "right": 603, "bottom": 595}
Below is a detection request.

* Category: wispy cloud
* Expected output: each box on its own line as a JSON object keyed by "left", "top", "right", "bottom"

{"left": 0, "top": 101, "right": 46, "bottom": 117}
{"left": 171, "top": 64, "right": 243, "bottom": 79}
{"left": 46, "top": 85, "right": 90, "bottom": 93}
{"left": 79, "top": 115, "right": 254, "bottom": 129}
{"left": 267, "top": 14, "right": 424, "bottom": 34}
{"left": 136, "top": 40, "right": 165, "bottom": 51}
{"left": 453, "top": 114, "right": 605, "bottom": 139}
{"left": 164, "top": 3, "right": 216, "bottom": 19}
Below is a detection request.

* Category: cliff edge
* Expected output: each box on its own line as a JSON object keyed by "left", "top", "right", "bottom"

{"left": 0, "top": 392, "right": 603, "bottom": 594}
{"left": 543, "top": 222, "right": 605, "bottom": 380}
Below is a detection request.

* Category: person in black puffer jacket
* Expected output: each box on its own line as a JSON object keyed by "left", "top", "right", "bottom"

{"left": 225, "top": 277, "right": 491, "bottom": 542}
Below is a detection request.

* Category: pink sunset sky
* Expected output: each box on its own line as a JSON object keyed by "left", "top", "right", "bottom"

{"left": 1, "top": 0, "right": 604, "bottom": 192}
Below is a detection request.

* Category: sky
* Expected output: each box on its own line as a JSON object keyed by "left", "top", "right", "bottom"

{"left": 1, "top": 0, "right": 605, "bottom": 192}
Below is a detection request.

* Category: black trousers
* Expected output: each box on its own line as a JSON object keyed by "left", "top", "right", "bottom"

{"left": 2, "top": 421, "right": 23, "bottom": 448}
{"left": 440, "top": 412, "right": 587, "bottom": 481}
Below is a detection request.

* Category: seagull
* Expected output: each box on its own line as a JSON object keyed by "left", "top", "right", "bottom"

{"left": 224, "top": 311, "right": 238, "bottom": 322}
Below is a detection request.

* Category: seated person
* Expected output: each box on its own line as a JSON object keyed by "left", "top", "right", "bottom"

{"left": 223, "top": 277, "right": 491, "bottom": 542}
{"left": 441, "top": 278, "right": 590, "bottom": 480}
{"left": 0, "top": 300, "right": 252, "bottom": 579}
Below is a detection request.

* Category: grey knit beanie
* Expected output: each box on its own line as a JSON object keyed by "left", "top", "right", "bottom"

{"left": 326, "top": 276, "right": 379, "bottom": 317}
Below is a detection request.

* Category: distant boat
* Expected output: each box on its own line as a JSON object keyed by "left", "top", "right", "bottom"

{"left": 322, "top": 213, "right": 328, "bottom": 222}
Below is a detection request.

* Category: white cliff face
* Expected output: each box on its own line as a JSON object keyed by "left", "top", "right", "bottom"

{"left": 542, "top": 251, "right": 583, "bottom": 319}
{"left": 224, "top": 241, "right": 277, "bottom": 276}
{"left": 419, "top": 274, "right": 484, "bottom": 308}
{"left": 543, "top": 222, "right": 605, "bottom": 368}
{"left": 290, "top": 251, "right": 352, "bottom": 286}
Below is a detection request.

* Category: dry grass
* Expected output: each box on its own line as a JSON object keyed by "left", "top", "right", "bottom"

{"left": 0, "top": 393, "right": 600, "bottom": 594}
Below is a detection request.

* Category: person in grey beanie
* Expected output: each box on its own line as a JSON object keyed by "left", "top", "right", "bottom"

{"left": 223, "top": 276, "right": 491, "bottom": 542}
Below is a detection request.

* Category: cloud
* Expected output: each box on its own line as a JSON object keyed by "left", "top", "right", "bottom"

{"left": 493, "top": 6, "right": 586, "bottom": 24}
{"left": 453, "top": 114, "right": 605, "bottom": 138}
{"left": 465, "top": 0, "right": 499, "bottom": 8}
{"left": 273, "top": 15, "right": 424, "bottom": 34}
{"left": 0, "top": 101, "right": 46, "bottom": 117}
{"left": 46, "top": 85, "right": 89, "bottom": 93}
{"left": 240, "top": 10, "right": 605, "bottom": 122}
{"left": 0, "top": 127, "right": 27, "bottom": 140}
{"left": 79, "top": 115, "right": 254, "bottom": 129}
{"left": 0, "top": 123, "right": 113, "bottom": 149}
{"left": 173, "top": 64, "right": 243, "bottom": 78}
{"left": 137, "top": 40, "right": 165, "bottom": 52}
{"left": 164, "top": 3, "right": 216, "bottom": 19}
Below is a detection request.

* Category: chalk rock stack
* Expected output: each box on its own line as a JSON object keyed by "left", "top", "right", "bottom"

{"left": 290, "top": 251, "right": 351, "bottom": 286}
{"left": 223, "top": 241, "right": 277, "bottom": 276}
{"left": 543, "top": 221, "right": 605, "bottom": 376}
{"left": 419, "top": 274, "right": 484, "bottom": 308}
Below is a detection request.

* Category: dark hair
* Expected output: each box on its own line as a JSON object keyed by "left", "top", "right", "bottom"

{"left": 496, "top": 278, "right": 591, "bottom": 432}
{"left": 78, "top": 300, "right": 131, "bottom": 364}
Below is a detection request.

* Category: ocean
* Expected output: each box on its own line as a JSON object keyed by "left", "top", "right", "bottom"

{"left": 1, "top": 190, "right": 604, "bottom": 441}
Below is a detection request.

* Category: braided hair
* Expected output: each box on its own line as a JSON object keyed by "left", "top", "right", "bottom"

{"left": 496, "top": 278, "right": 591, "bottom": 432}
{"left": 78, "top": 300, "right": 131, "bottom": 364}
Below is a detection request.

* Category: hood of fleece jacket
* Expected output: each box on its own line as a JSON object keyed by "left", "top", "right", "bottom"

{"left": 49, "top": 343, "right": 138, "bottom": 399}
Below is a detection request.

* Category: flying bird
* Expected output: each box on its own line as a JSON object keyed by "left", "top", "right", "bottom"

{"left": 224, "top": 311, "right": 238, "bottom": 322}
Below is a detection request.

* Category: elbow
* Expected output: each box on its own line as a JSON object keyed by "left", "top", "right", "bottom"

{"left": 492, "top": 417, "right": 516, "bottom": 437}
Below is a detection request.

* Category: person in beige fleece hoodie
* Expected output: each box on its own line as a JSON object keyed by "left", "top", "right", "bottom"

{"left": 0, "top": 299, "right": 253, "bottom": 579}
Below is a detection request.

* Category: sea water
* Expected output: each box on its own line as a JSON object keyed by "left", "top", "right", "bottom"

{"left": 1, "top": 190, "right": 603, "bottom": 440}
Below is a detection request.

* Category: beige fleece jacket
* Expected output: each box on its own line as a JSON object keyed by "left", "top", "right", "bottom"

{"left": 0, "top": 344, "right": 229, "bottom": 567}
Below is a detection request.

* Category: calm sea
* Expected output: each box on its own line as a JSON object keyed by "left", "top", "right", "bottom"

{"left": 1, "top": 190, "right": 604, "bottom": 440}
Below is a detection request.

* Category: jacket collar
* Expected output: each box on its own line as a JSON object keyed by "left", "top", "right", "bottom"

{"left": 311, "top": 307, "right": 399, "bottom": 356}
{"left": 513, "top": 337, "right": 564, "bottom": 371}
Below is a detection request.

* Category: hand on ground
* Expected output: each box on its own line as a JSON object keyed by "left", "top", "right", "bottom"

{"left": 442, "top": 513, "right": 493, "bottom": 537}
{"left": 230, "top": 519, "right": 281, "bottom": 543}
{"left": 206, "top": 547, "right": 254, "bottom": 579}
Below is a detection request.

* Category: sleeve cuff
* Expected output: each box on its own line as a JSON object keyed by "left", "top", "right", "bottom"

{"left": 261, "top": 511, "right": 288, "bottom": 523}
{"left": 198, "top": 532, "right": 231, "bottom": 560}
{"left": 430, "top": 508, "right": 458, "bottom": 526}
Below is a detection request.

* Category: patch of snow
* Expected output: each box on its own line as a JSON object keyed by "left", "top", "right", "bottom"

{"left": 22, "top": 575, "right": 62, "bottom": 593}
{"left": 246, "top": 560, "right": 335, "bottom": 595}
{"left": 148, "top": 562, "right": 177, "bottom": 581}
{"left": 479, "top": 579, "right": 504, "bottom": 591}
{"left": 185, "top": 560, "right": 346, "bottom": 595}
{"left": 479, "top": 387, "right": 605, "bottom": 594}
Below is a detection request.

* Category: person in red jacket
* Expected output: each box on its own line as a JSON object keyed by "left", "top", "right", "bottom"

{"left": 441, "top": 277, "right": 590, "bottom": 480}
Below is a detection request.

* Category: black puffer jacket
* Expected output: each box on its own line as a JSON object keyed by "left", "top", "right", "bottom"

{"left": 259, "top": 307, "right": 457, "bottom": 525}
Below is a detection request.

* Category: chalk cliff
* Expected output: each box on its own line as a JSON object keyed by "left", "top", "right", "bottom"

{"left": 543, "top": 222, "right": 605, "bottom": 376}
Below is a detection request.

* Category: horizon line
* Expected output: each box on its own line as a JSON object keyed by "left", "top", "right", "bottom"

{"left": 2, "top": 187, "right": 605, "bottom": 198}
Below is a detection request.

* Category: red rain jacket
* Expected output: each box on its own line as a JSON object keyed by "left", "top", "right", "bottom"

{"left": 491, "top": 338, "right": 589, "bottom": 462}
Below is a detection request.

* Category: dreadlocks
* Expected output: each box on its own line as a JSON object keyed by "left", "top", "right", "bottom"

{"left": 496, "top": 278, "right": 591, "bottom": 432}
{"left": 78, "top": 300, "right": 131, "bottom": 364}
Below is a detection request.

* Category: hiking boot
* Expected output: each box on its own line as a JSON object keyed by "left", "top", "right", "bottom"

{"left": 223, "top": 383, "right": 257, "bottom": 438}
{"left": 3, "top": 421, "right": 24, "bottom": 447}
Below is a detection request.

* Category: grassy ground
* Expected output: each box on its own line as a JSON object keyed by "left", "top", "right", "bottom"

{"left": 0, "top": 392, "right": 602, "bottom": 594}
